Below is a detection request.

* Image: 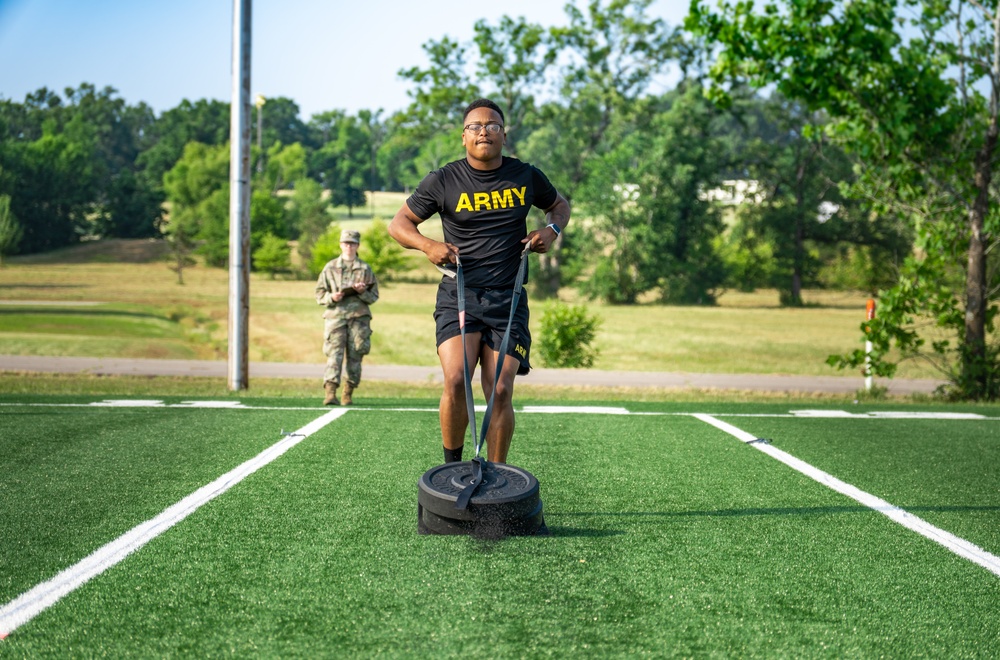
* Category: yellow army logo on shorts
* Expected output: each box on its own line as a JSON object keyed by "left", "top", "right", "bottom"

{"left": 514, "top": 344, "right": 527, "bottom": 358}
{"left": 454, "top": 186, "right": 527, "bottom": 213}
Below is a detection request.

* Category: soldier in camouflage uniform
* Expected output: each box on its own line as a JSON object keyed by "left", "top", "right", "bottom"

{"left": 315, "top": 229, "right": 379, "bottom": 405}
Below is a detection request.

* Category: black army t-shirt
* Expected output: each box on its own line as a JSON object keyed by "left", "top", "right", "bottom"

{"left": 406, "top": 156, "right": 558, "bottom": 288}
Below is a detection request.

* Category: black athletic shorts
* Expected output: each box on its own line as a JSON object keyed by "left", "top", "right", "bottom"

{"left": 434, "top": 282, "right": 531, "bottom": 375}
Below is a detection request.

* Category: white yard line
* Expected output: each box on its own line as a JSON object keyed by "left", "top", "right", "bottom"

{"left": 693, "top": 413, "right": 1000, "bottom": 578}
{"left": 0, "top": 408, "right": 350, "bottom": 638}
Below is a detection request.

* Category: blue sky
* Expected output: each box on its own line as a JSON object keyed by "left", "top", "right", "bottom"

{"left": 0, "top": 0, "right": 689, "bottom": 119}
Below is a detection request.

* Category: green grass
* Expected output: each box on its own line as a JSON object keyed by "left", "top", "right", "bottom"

{"left": 729, "top": 415, "right": 1000, "bottom": 551}
{"left": 0, "top": 240, "right": 950, "bottom": 379}
{"left": 0, "top": 304, "right": 203, "bottom": 359}
{"left": 0, "top": 405, "right": 322, "bottom": 602}
{"left": 1, "top": 396, "right": 997, "bottom": 656}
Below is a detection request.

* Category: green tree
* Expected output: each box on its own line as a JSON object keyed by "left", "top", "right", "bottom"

{"left": 375, "top": 115, "right": 422, "bottom": 192}
{"left": 49, "top": 84, "right": 163, "bottom": 239}
{"left": 314, "top": 115, "right": 371, "bottom": 217}
{"left": 544, "top": 0, "right": 682, "bottom": 195}
{"left": 0, "top": 88, "right": 62, "bottom": 143}
{"left": 162, "top": 141, "right": 229, "bottom": 214}
{"left": 194, "top": 189, "right": 231, "bottom": 268}
{"left": 522, "top": 0, "right": 682, "bottom": 295}
{"left": 0, "top": 193, "right": 22, "bottom": 267}
{"left": 690, "top": 0, "right": 1000, "bottom": 399}
{"left": 250, "top": 188, "right": 288, "bottom": 258}
{"left": 257, "top": 96, "right": 315, "bottom": 152}
{"left": 252, "top": 232, "right": 291, "bottom": 279}
{"left": 102, "top": 168, "right": 164, "bottom": 238}
{"left": 643, "top": 89, "right": 731, "bottom": 304}
{"left": 162, "top": 141, "right": 230, "bottom": 267}
{"left": 0, "top": 114, "right": 98, "bottom": 253}
{"left": 0, "top": 84, "right": 163, "bottom": 242}
{"left": 312, "top": 109, "right": 387, "bottom": 202}
{"left": 309, "top": 225, "right": 344, "bottom": 278}
{"left": 714, "top": 93, "right": 911, "bottom": 299}
{"left": 388, "top": 35, "right": 486, "bottom": 195}
{"left": 575, "top": 132, "right": 653, "bottom": 304}
{"left": 729, "top": 94, "right": 865, "bottom": 305}
{"left": 715, "top": 216, "right": 777, "bottom": 293}
{"left": 259, "top": 141, "right": 308, "bottom": 194}
{"left": 137, "top": 98, "right": 230, "bottom": 195}
{"left": 576, "top": 87, "right": 729, "bottom": 304}
{"left": 289, "top": 177, "right": 332, "bottom": 265}
{"left": 308, "top": 110, "right": 344, "bottom": 145}
{"left": 162, "top": 207, "right": 198, "bottom": 285}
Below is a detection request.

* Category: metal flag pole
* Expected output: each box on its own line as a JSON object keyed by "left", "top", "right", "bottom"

{"left": 228, "top": 0, "right": 252, "bottom": 391}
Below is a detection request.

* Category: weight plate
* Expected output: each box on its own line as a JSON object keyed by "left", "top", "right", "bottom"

{"left": 419, "top": 499, "right": 546, "bottom": 538}
{"left": 418, "top": 461, "right": 540, "bottom": 521}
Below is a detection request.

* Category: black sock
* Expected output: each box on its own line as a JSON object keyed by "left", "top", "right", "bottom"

{"left": 444, "top": 445, "right": 464, "bottom": 463}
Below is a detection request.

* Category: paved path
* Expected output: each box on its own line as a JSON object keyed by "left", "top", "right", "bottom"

{"left": 0, "top": 355, "right": 946, "bottom": 395}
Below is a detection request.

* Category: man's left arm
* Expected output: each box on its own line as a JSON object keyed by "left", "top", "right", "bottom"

{"left": 525, "top": 192, "right": 571, "bottom": 254}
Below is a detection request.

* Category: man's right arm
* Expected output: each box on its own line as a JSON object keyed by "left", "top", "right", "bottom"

{"left": 388, "top": 203, "right": 458, "bottom": 267}
{"left": 315, "top": 266, "right": 343, "bottom": 305}
{"left": 315, "top": 270, "right": 332, "bottom": 306}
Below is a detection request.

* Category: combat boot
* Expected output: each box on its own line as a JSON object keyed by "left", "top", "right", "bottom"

{"left": 342, "top": 382, "right": 355, "bottom": 406}
{"left": 323, "top": 381, "right": 339, "bottom": 406}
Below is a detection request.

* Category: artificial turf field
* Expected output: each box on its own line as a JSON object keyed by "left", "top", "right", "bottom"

{"left": 1, "top": 395, "right": 998, "bottom": 657}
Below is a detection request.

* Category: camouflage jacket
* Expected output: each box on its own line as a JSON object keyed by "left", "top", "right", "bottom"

{"left": 315, "top": 256, "right": 379, "bottom": 319}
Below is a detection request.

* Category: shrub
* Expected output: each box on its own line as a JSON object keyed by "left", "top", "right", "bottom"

{"left": 537, "top": 302, "right": 602, "bottom": 368}
{"left": 308, "top": 225, "right": 343, "bottom": 277}
{"left": 360, "top": 219, "right": 409, "bottom": 281}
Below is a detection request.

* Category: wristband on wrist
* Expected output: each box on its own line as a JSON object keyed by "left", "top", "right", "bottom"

{"left": 546, "top": 223, "right": 561, "bottom": 236}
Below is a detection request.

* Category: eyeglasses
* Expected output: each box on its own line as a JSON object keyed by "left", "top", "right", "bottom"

{"left": 464, "top": 123, "right": 504, "bottom": 135}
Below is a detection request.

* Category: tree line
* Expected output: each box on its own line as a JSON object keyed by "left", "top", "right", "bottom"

{"left": 0, "top": 0, "right": 995, "bottom": 399}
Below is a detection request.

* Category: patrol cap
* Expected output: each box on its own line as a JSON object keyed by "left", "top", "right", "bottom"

{"left": 340, "top": 229, "right": 360, "bottom": 244}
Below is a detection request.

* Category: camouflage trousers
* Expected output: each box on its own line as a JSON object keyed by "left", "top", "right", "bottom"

{"left": 323, "top": 315, "right": 372, "bottom": 386}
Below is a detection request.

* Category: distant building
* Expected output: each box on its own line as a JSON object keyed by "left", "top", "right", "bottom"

{"left": 699, "top": 179, "right": 765, "bottom": 205}
{"left": 817, "top": 200, "right": 840, "bottom": 223}
{"left": 613, "top": 183, "right": 640, "bottom": 208}
{"left": 699, "top": 180, "right": 840, "bottom": 221}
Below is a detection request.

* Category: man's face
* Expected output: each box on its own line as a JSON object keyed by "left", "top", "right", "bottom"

{"left": 461, "top": 107, "right": 505, "bottom": 163}
{"left": 341, "top": 241, "right": 358, "bottom": 259}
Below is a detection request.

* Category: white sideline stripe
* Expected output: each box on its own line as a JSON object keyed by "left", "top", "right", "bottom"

{"left": 693, "top": 413, "right": 1000, "bottom": 577}
{"left": 3, "top": 401, "right": 1000, "bottom": 422}
{"left": 0, "top": 408, "right": 350, "bottom": 637}
{"left": 522, "top": 405, "right": 630, "bottom": 414}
